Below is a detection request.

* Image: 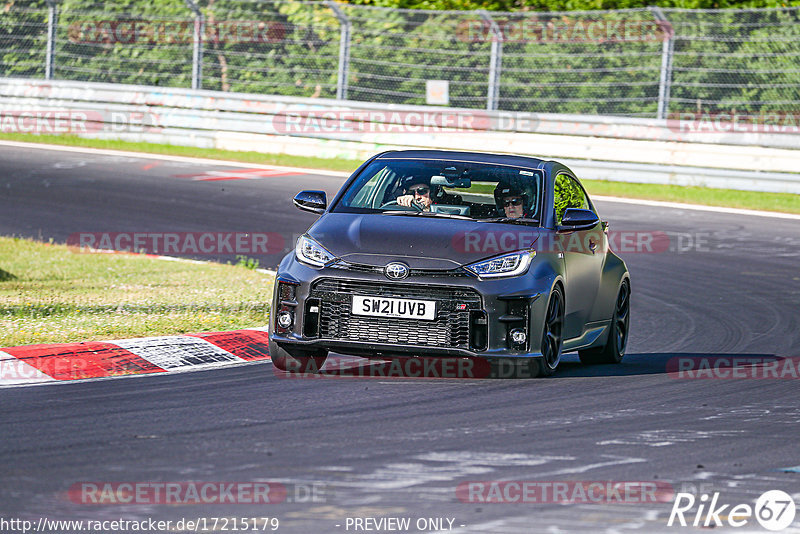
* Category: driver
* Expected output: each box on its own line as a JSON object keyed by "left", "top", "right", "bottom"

{"left": 396, "top": 176, "right": 434, "bottom": 211}
{"left": 493, "top": 181, "right": 531, "bottom": 219}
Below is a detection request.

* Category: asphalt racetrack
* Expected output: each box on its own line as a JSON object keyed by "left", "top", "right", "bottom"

{"left": 1, "top": 143, "right": 799, "bottom": 533}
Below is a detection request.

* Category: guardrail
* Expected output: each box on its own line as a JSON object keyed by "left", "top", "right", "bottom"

{"left": 1, "top": 77, "right": 799, "bottom": 194}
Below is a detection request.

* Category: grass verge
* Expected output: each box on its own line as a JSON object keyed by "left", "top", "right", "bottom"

{"left": 0, "top": 132, "right": 798, "bottom": 214}
{"left": 0, "top": 237, "right": 274, "bottom": 347}
{"left": 583, "top": 179, "right": 800, "bottom": 214}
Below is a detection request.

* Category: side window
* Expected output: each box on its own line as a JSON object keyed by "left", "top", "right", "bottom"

{"left": 554, "top": 173, "right": 590, "bottom": 224}
{"left": 350, "top": 167, "right": 393, "bottom": 208}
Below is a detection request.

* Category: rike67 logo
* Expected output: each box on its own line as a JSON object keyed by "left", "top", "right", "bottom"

{"left": 668, "top": 490, "right": 796, "bottom": 531}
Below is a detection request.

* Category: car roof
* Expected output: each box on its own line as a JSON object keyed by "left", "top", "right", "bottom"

{"left": 374, "top": 150, "right": 548, "bottom": 169}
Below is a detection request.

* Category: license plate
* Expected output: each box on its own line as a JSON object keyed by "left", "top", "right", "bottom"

{"left": 352, "top": 295, "right": 437, "bottom": 321}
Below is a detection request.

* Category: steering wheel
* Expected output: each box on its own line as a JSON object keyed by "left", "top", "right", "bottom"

{"left": 379, "top": 200, "right": 424, "bottom": 211}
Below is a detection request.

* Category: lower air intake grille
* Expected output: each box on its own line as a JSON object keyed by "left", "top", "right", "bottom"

{"left": 309, "top": 279, "right": 482, "bottom": 349}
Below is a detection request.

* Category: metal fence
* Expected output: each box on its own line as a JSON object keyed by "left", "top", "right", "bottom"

{"left": 1, "top": 1, "right": 799, "bottom": 117}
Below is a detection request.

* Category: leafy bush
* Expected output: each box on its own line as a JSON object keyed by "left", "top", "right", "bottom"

{"left": 2, "top": 1, "right": 798, "bottom": 117}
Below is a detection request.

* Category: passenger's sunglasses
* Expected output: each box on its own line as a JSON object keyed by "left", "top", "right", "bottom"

{"left": 409, "top": 186, "right": 430, "bottom": 195}
{"left": 503, "top": 197, "right": 523, "bottom": 207}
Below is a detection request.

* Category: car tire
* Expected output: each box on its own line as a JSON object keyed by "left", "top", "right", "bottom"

{"left": 579, "top": 279, "right": 630, "bottom": 365}
{"left": 538, "top": 285, "right": 565, "bottom": 377}
{"left": 270, "top": 342, "right": 327, "bottom": 373}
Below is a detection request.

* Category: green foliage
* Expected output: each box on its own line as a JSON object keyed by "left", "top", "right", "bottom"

{"left": 352, "top": 0, "right": 800, "bottom": 10}
{"left": 0, "top": 1, "right": 48, "bottom": 78}
{"left": 200, "top": 0, "right": 341, "bottom": 96}
{"left": 1, "top": 1, "right": 798, "bottom": 116}
{"left": 56, "top": 0, "right": 194, "bottom": 86}
{"left": 667, "top": 9, "right": 800, "bottom": 114}
{"left": 553, "top": 175, "right": 586, "bottom": 222}
{"left": 234, "top": 255, "right": 261, "bottom": 270}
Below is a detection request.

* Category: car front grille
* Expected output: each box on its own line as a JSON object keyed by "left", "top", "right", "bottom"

{"left": 308, "top": 279, "right": 483, "bottom": 349}
{"left": 328, "top": 261, "right": 467, "bottom": 278}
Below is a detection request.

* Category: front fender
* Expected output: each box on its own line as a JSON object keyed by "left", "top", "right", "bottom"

{"left": 593, "top": 249, "right": 629, "bottom": 323}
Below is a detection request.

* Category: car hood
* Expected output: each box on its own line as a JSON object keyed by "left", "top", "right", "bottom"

{"left": 308, "top": 213, "right": 542, "bottom": 269}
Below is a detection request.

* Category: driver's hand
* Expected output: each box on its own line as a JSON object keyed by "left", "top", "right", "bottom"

{"left": 396, "top": 194, "right": 414, "bottom": 207}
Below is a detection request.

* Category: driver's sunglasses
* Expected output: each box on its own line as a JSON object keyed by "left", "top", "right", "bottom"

{"left": 503, "top": 197, "right": 523, "bottom": 206}
{"left": 409, "top": 186, "right": 430, "bottom": 195}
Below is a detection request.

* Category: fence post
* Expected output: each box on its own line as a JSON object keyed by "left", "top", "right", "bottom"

{"left": 651, "top": 6, "right": 674, "bottom": 120}
{"left": 44, "top": 0, "right": 57, "bottom": 80}
{"left": 184, "top": 0, "right": 204, "bottom": 90}
{"left": 479, "top": 10, "right": 502, "bottom": 111}
{"left": 326, "top": 1, "right": 351, "bottom": 100}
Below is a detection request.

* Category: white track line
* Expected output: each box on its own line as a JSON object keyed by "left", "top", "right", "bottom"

{"left": 78, "top": 248, "right": 278, "bottom": 276}
{"left": 152, "top": 254, "right": 276, "bottom": 275}
{"left": 1, "top": 139, "right": 797, "bottom": 219}
{"left": 593, "top": 195, "right": 800, "bottom": 220}
{"left": 0, "top": 139, "right": 351, "bottom": 177}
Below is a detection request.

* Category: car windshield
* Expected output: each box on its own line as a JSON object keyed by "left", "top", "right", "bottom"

{"left": 333, "top": 158, "right": 543, "bottom": 223}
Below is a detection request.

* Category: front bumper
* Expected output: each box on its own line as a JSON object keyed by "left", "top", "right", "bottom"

{"left": 270, "top": 254, "right": 556, "bottom": 360}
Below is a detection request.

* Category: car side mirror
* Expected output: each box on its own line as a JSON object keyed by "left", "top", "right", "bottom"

{"left": 293, "top": 190, "right": 327, "bottom": 214}
{"left": 559, "top": 208, "right": 600, "bottom": 230}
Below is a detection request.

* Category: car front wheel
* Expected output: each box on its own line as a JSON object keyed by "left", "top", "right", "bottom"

{"left": 579, "top": 279, "right": 630, "bottom": 365}
{"left": 537, "top": 285, "right": 565, "bottom": 377}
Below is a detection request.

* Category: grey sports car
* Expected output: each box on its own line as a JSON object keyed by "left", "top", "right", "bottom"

{"left": 269, "top": 150, "right": 630, "bottom": 378}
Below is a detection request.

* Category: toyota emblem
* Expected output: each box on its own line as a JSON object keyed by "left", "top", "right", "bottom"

{"left": 384, "top": 262, "right": 410, "bottom": 280}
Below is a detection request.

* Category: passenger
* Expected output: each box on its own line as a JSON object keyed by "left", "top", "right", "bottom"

{"left": 493, "top": 181, "right": 531, "bottom": 219}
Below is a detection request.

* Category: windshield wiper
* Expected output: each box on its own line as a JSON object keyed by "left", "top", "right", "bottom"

{"left": 381, "top": 210, "right": 423, "bottom": 216}
{"left": 381, "top": 211, "right": 474, "bottom": 220}
{"left": 478, "top": 217, "right": 539, "bottom": 226}
{"left": 416, "top": 211, "right": 474, "bottom": 220}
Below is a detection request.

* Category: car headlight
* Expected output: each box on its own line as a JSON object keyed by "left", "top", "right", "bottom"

{"left": 295, "top": 235, "right": 336, "bottom": 267}
{"left": 464, "top": 251, "right": 535, "bottom": 278}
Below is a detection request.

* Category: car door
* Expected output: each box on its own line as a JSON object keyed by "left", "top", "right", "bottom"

{"left": 553, "top": 172, "right": 605, "bottom": 340}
